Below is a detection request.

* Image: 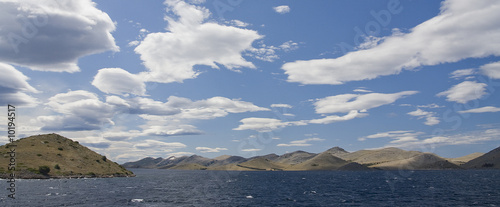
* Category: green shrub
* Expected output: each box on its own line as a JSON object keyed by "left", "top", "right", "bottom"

{"left": 58, "top": 147, "right": 63, "bottom": 151}
{"left": 54, "top": 164, "right": 61, "bottom": 170}
{"left": 39, "top": 166, "right": 50, "bottom": 175}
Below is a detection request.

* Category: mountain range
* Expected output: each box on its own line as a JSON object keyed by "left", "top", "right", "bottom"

{"left": 123, "top": 146, "right": 500, "bottom": 171}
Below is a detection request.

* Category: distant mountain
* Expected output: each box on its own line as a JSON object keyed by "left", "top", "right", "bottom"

{"left": 0, "top": 134, "right": 134, "bottom": 178}
{"left": 124, "top": 145, "right": 500, "bottom": 171}
{"left": 447, "top": 152, "right": 484, "bottom": 165}
{"left": 274, "top": 150, "right": 317, "bottom": 165}
{"left": 289, "top": 152, "right": 347, "bottom": 170}
{"left": 237, "top": 157, "right": 286, "bottom": 171}
{"left": 121, "top": 157, "right": 164, "bottom": 168}
{"left": 325, "top": 146, "right": 349, "bottom": 157}
{"left": 372, "top": 153, "right": 461, "bottom": 170}
{"left": 338, "top": 147, "right": 423, "bottom": 166}
{"left": 462, "top": 146, "right": 500, "bottom": 169}
{"left": 210, "top": 155, "right": 247, "bottom": 167}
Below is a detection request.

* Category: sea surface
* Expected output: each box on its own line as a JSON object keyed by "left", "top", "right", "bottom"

{"left": 1, "top": 169, "right": 499, "bottom": 206}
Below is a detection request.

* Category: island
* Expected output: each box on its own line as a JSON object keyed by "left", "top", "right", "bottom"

{"left": 0, "top": 133, "right": 134, "bottom": 179}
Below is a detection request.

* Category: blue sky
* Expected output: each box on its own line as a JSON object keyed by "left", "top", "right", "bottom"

{"left": 1, "top": 0, "right": 500, "bottom": 163}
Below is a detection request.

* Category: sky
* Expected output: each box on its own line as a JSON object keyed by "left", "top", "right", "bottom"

{"left": 1, "top": 0, "right": 500, "bottom": 163}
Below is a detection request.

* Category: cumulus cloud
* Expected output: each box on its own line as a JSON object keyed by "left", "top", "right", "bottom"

{"left": 0, "top": 0, "right": 118, "bottom": 72}
{"left": 38, "top": 88, "right": 268, "bottom": 133}
{"left": 407, "top": 109, "right": 440, "bottom": 126}
{"left": 0, "top": 62, "right": 38, "bottom": 106}
{"left": 282, "top": 0, "right": 500, "bottom": 85}
{"left": 196, "top": 147, "right": 228, "bottom": 153}
{"left": 314, "top": 91, "right": 418, "bottom": 114}
{"left": 92, "top": 68, "right": 146, "bottom": 96}
{"left": 247, "top": 40, "right": 299, "bottom": 62}
{"left": 135, "top": 0, "right": 262, "bottom": 83}
{"left": 277, "top": 138, "right": 324, "bottom": 147}
{"left": 273, "top": 5, "right": 290, "bottom": 14}
{"left": 38, "top": 90, "right": 115, "bottom": 131}
{"left": 437, "top": 81, "right": 487, "bottom": 103}
{"left": 480, "top": 61, "right": 500, "bottom": 79}
{"left": 459, "top": 106, "right": 500, "bottom": 114}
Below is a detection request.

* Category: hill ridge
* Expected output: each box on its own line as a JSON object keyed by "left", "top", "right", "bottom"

{"left": 0, "top": 133, "right": 134, "bottom": 179}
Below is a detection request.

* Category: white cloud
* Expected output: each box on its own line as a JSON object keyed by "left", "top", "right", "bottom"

{"left": 0, "top": 0, "right": 118, "bottom": 72}
{"left": 196, "top": 147, "right": 228, "bottom": 153}
{"left": 282, "top": 0, "right": 500, "bottom": 85}
{"left": 353, "top": 88, "right": 373, "bottom": 93}
{"left": 142, "top": 124, "right": 204, "bottom": 136}
{"left": 407, "top": 108, "right": 440, "bottom": 126}
{"left": 92, "top": 68, "right": 146, "bottom": 96}
{"left": 228, "top": 20, "right": 249, "bottom": 27}
{"left": 279, "top": 40, "right": 299, "bottom": 52}
{"left": 134, "top": 139, "right": 186, "bottom": 149}
{"left": 128, "top": 40, "right": 140, "bottom": 47}
{"left": 0, "top": 62, "right": 38, "bottom": 106}
{"left": 382, "top": 128, "right": 500, "bottom": 149}
{"left": 314, "top": 91, "right": 418, "bottom": 114}
{"left": 247, "top": 40, "right": 299, "bottom": 62}
{"left": 359, "top": 130, "right": 423, "bottom": 144}
{"left": 273, "top": 5, "right": 290, "bottom": 14}
{"left": 241, "top": 148, "right": 262, "bottom": 152}
{"left": 233, "top": 118, "right": 306, "bottom": 132}
{"left": 417, "top": 103, "right": 443, "bottom": 108}
{"left": 167, "top": 152, "right": 195, "bottom": 157}
{"left": 236, "top": 91, "right": 416, "bottom": 132}
{"left": 450, "top": 69, "right": 476, "bottom": 79}
{"left": 38, "top": 90, "right": 115, "bottom": 131}
{"left": 308, "top": 110, "right": 367, "bottom": 124}
{"left": 135, "top": 0, "right": 262, "bottom": 83}
{"left": 277, "top": 138, "right": 324, "bottom": 147}
{"left": 437, "top": 81, "right": 487, "bottom": 103}
{"left": 102, "top": 130, "right": 141, "bottom": 141}
{"left": 271, "top": 104, "right": 292, "bottom": 108}
{"left": 459, "top": 106, "right": 500, "bottom": 113}
{"left": 480, "top": 61, "right": 500, "bottom": 79}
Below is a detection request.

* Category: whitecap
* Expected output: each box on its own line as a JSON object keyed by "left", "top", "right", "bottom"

{"left": 131, "top": 198, "right": 144, "bottom": 203}
{"left": 246, "top": 195, "right": 253, "bottom": 199}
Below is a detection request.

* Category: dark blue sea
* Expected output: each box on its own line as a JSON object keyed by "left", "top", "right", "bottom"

{"left": 1, "top": 169, "right": 499, "bottom": 206}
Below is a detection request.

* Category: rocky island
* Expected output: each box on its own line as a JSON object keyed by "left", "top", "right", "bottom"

{"left": 0, "top": 134, "right": 134, "bottom": 179}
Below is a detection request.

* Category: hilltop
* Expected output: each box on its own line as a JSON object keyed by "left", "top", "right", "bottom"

{"left": 124, "top": 145, "right": 500, "bottom": 171}
{"left": 0, "top": 134, "right": 134, "bottom": 179}
{"left": 462, "top": 146, "right": 500, "bottom": 169}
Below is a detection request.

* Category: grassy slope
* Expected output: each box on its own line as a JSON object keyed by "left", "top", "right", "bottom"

{"left": 447, "top": 152, "right": 485, "bottom": 165}
{"left": 371, "top": 153, "right": 461, "bottom": 170}
{"left": 0, "top": 134, "right": 133, "bottom": 178}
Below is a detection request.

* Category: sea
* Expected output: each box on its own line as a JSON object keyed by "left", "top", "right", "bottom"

{"left": 1, "top": 169, "right": 499, "bottom": 206}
